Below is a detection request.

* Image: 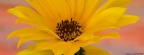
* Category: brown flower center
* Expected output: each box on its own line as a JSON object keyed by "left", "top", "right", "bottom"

{"left": 56, "top": 18, "right": 82, "bottom": 41}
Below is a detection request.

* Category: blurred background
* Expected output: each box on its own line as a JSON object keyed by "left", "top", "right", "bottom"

{"left": 0, "top": 0, "right": 144, "bottom": 55}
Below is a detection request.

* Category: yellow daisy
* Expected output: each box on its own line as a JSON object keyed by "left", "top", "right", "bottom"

{"left": 7, "top": 0, "right": 139, "bottom": 55}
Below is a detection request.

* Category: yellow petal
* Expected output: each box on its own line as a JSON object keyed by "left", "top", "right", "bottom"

{"left": 38, "top": 27, "right": 61, "bottom": 39}
{"left": 65, "top": 0, "right": 75, "bottom": 18}
{"left": 36, "top": 41, "right": 81, "bottom": 55}
{"left": 52, "top": 42, "right": 72, "bottom": 55}
{"left": 83, "top": 46, "right": 110, "bottom": 55}
{"left": 95, "top": 0, "right": 131, "bottom": 14}
{"left": 31, "top": 0, "right": 61, "bottom": 23}
{"left": 85, "top": 7, "right": 126, "bottom": 33}
{"left": 15, "top": 18, "right": 32, "bottom": 25}
{"left": 7, "top": 6, "right": 58, "bottom": 33}
{"left": 8, "top": 8, "right": 34, "bottom": 26}
{"left": 107, "top": 0, "right": 132, "bottom": 8}
{"left": 52, "top": 41, "right": 83, "bottom": 55}
{"left": 8, "top": 8, "right": 26, "bottom": 18}
{"left": 64, "top": 44, "right": 80, "bottom": 55}
{"left": 17, "top": 31, "right": 54, "bottom": 48}
{"left": 17, "top": 50, "right": 37, "bottom": 55}
{"left": 79, "top": 0, "right": 103, "bottom": 25}
{"left": 17, "top": 49, "right": 53, "bottom": 55}
{"left": 74, "top": 0, "right": 84, "bottom": 21}
{"left": 74, "top": 32, "right": 93, "bottom": 42}
{"left": 116, "top": 15, "right": 139, "bottom": 27}
{"left": 95, "top": 0, "right": 115, "bottom": 14}
{"left": 51, "top": 0, "right": 70, "bottom": 20}
{"left": 7, "top": 6, "right": 58, "bottom": 34}
{"left": 14, "top": 6, "right": 46, "bottom": 24}
{"left": 26, "top": 0, "right": 60, "bottom": 24}
{"left": 35, "top": 38, "right": 59, "bottom": 51}
{"left": 74, "top": 34, "right": 92, "bottom": 46}
{"left": 94, "top": 32, "right": 120, "bottom": 43}
{"left": 7, "top": 28, "right": 37, "bottom": 39}
{"left": 99, "top": 32, "right": 120, "bottom": 40}
{"left": 7, "top": 6, "right": 52, "bottom": 28}
{"left": 17, "top": 44, "right": 53, "bottom": 55}
{"left": 28, "top": 44, "right": 36, "bottom": 49}
{"left": 36, "top": 0, "right": 59, "bottom": 22}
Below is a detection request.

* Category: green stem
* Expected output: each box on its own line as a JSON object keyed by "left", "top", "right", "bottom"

{"left": 75, "top": 47, "right": 85, "bottom": 55}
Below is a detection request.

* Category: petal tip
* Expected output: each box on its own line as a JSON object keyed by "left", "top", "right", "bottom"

{"left": 7, "top": 9, "right": 14, "bottom": 14}
{"left": 7, "top": 34, "right": 14, "bottom": 40}
{"left": 6, "top": 36, "right": 11, "bottom": 40}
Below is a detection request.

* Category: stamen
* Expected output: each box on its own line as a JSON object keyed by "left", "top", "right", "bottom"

{"left": 56, "top": 18, "right": 82, "bottom": 41}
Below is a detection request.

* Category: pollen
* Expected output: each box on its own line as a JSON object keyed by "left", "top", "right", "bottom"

{"left": 56, "top": 18, "right": 82, "bottom": 41}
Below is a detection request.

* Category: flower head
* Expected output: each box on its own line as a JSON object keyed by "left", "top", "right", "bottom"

{"left": 7, "top": 0, "right": 139, "bottom": 55}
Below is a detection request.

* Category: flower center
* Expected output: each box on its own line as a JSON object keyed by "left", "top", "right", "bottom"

{"left": 56, "top": 18, "right": 82, "bottom": 41}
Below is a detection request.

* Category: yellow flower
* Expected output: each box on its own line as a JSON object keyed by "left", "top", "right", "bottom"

{"left": 7, "top": 0, "right": 139, "bottom": 55}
